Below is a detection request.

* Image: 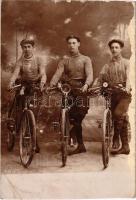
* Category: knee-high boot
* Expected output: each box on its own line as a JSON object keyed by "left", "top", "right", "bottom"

{"left": 112, "top": 120, "right": 120, "bottom": 149}
{"left": 113, "top": 117, "right": 130, "bottom": 155}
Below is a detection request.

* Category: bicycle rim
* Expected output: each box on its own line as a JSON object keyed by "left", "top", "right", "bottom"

{"left": 7, "top": 130, "right": 15, "bottom": 151}
{"left": 7, "top": 100, "right": 16, "bottom": 151}
{"left": 102, "top": 109, "right": 111, "bottom": 169}
{"left": 61, "top": 109, "right": 69, "bottom": 167}
{"left": 19, "top": 110, "right": 36, "bottom": 168}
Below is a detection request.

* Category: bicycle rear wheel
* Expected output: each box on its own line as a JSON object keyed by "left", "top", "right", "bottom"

{"left": 7, "top": 99, "right": 16, "bottom": 151}
{"left": 102, "top": 109, "right": 112, "bottom": 169}
{"left": 19, "top": 110, "right": 36, "bottom": 168}
{"left": 61, "top": 109, "right": 69, "bottom": 167}
{"left": 7, "top": 120, "right": 16, "bottom": 151}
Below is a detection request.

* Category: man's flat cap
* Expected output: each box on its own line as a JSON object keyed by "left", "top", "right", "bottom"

{"left": 20, "top": 35, "right": 35, "bottom": 46}
{"left": 108, "top": 39, "right": 124, "bottom": 48}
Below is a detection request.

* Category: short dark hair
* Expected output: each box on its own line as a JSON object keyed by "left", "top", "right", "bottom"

{"left": 66, "top": 35, "right": 80, "bottom": 43}
{"left": 108, "top": 39, "right": 124, "bottom": 48}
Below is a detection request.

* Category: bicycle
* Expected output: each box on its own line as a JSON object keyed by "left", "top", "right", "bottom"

{"left": 99, "top": 82, "right": 113, "bottom": 169}
{"left": 46, "top": 83, "right": 71, "bottom": 167}
{"left": 7, "top": 83, "right": 42, "bottom": 168}
{"left": 7, "top": 84, "right": 22, "bottom": 151}
{"left": 87, "top": 82, "right": 130, "bottom": 168}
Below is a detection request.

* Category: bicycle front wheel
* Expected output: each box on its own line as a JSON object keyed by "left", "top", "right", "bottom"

{"left": 61, "top": 109, "right": 69, "bottom": 167}
{"left": 102, "top": 109, "right": 112, "bottom": 169}
{"left": 19, "top": 110, "right": 36, "bottom": 168}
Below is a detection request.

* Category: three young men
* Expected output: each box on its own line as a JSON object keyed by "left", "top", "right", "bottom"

{"left": 9, "top": 35, "right": 131, "bottom": 155}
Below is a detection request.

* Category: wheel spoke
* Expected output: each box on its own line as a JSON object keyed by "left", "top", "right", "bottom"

{"left": 19, "top": 110, "right": 35, "bottom": 167}
{"left": 102, "top": 109, "right": 112, "bottom": 168}
{"left": 61, "top": 109, "right": 69, "bottom": 167}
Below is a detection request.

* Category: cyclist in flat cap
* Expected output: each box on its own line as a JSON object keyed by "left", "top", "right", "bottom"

{"left": 50, "top": 35, "right": 93, "bottom": 155}
{"left": 9, "top": 36, "right": 47, "bottom": 90}
{"left": 98, "top": 39, "right": 131, "bottom": 155}
{"left": 8, "top": 35, "right": 47, "bottom": 153}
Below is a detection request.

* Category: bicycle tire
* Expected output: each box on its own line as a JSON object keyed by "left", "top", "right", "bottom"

{"left": 102, "top": 109, "right": 111, "bottom": 169}
{"left": 61, "top": 109, "right": 69, "bottom": 167}
{"left": 7, "top": 129, "right": 15, "bottom": 151}
{"left": 19, "top": 109, "right": 36, "bottom": 168}
{"left": 7, "top": 99, "right": 16, "bottom": 152}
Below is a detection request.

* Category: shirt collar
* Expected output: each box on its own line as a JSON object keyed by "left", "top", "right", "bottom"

{"left": 111, "top": 54, "right": 122, "bottom": 62}
{"left": 23, "top": 53, "right": 33, "bottom": 59}
{"left": 70, "top": 51, "right": 81, "bottom": 58}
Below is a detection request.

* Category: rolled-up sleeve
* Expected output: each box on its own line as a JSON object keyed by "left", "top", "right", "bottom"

{"left": 10, "top": 60, "right": 21, "bottom": 84}
{"left": 50, "top": 59, "right": 65, "bottom": 86}
{"left": 98, "top": 64, "right": 109, "bottom": 84}
{"left": 85, "top": 57, "right": 93, "bottom": 86}
{"left": 125, "top": 59, "right": 131, "bottom": 90}
{"left": 38, "top": 57, "right": 47, "bottom": 84}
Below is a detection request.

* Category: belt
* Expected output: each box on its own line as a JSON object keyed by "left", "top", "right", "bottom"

{"left": 68, "top": 79, "right": 85, "bottom": 87}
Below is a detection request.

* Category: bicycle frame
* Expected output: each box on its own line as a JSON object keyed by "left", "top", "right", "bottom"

{"left": 8, "top": 83, "right": 41, "bottom": 134}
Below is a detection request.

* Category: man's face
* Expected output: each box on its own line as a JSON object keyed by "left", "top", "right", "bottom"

{"left": 110, "top": 42, "right": 122, "bottom": 57}
{"left": 67, "top": 38, "right": 80, "bottom": 54}
{"left": 22, "top": 43, "right": 34, "bottom": 57}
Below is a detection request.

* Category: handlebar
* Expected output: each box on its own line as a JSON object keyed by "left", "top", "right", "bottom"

{"left": 8, "top": 84, "right": 22, "bottom": 92}
{"left": 46, "top": 86, "right": 58, "bottom": 93}
{"left": 8, "top": 84, "right": 46, "bottom": 93}
{"left": 46, "top": 83, "right": 71, "bottom": 95}
{"left": 31, "top": 82, "right": 130, "bottom": 97}
{"left": 106, "top": 85, "right": 127, "bottom": 92}
{"left": 100, "top": 82, "right": 131, "bottom": 97}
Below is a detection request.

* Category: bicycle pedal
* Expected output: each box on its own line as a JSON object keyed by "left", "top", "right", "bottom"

{"left": 70, "top": 138, "right": 74, "bottom": 145}
{"left": 8, "top": 125, "right": 14, "bottom": 129}
{"left": 69, "top": 144, "right": 75, "bottom": 147}
{"left": 12, "top": 131, "right": 16, "bottom": 135}
{"left": 7, "top": 126, "right": 15, "bottom": 131}
{"left": 24, "top": 136, "right": 31, "bottom": 139}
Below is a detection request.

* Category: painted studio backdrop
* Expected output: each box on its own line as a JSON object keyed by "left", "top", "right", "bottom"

{"left": 1, "top": 0, "right": 134, "bottom": 115}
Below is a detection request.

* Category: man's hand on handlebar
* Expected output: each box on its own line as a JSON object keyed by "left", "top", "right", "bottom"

{"left": 81, "top": 84, "right": 88, "bottom": 93}
{"left": 8, "top": 83, "right": 22, "bottom": 92}
{"left": 114, "top": 84, "right": 131, "bottom": 94}
{"left": 49, "top": 82, "right": 62, "bottom": 90}
{"left": 46, "top": 83, "right": 58, "bottom": 93}
{"left": 49, "top": 81, "right": 57, "bottom": 88}
{"left": 125, "top": 86, "right": 132, "bottom": 94}
{"left": 40, "top": 82, "right": 46, "bottom": 92}
{"left": 8, "top": 82, "right": 15, "bottom": 91}
{"left": 102, "top": 82, "right": 132, "bottom": 95}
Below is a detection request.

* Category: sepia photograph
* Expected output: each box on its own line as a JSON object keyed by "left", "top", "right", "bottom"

{"left": 0, "top": 0, "right": 135, "bottom": 198}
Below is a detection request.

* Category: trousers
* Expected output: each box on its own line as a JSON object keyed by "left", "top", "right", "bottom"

{"left": 68, "top": 90, "right": 89, "bottom": 144}
{"left": 111, "top": 91, "right": 131, "bottom": 144}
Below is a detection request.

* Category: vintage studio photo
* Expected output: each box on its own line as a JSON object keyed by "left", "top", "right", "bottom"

{"left": 1, "top": 0, "right": 135, "bottom": 199}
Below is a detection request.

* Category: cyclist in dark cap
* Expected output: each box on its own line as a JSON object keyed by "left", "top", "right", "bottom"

{"left": 9, "top": 35, "right": 47, "bottom": 90}
{"left": 98, "top": 38, "right": 131, "bottom": 155}
{"left": 8, "top": 35, "right": 47, "bottom": 153}
{"left": 50, "top": 35, "right": 93, "bottom": 155}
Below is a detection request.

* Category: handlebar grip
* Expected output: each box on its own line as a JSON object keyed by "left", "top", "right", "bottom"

{"left": 13, "top": 84, "right": 21, "bottom": 88}
{"left": 88, "top": 86, "right": 101, "bottom": 92}
{"left": 8, "top": 84, "right": 22, "bottom": 92}
{"left": 46, "top": 86, "right": 58, "bottom": 93}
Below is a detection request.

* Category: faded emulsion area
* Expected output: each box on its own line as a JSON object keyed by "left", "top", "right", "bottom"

{"left": 1, "top": 1, "right": 134, "bottom": 115}
{"left": 1, "top": 1, "right": 134, "bottom": 78}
